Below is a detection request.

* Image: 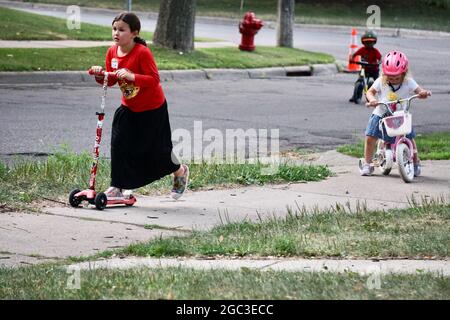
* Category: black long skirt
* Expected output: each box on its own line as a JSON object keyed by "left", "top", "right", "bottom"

{"left": 110, "top": 100, "right": 180, "bottom": 189}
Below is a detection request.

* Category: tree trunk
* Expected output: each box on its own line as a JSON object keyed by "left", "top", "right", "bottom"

{"left": 277, "top": 0, "right": 295, "bottom": 47}
{"left": 153, "top": 0, "right": 196, "bottom": 52}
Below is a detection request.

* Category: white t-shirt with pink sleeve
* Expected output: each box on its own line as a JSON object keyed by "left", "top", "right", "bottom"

{"left": 371, "top": 77, "right": 419, "bottom": 117}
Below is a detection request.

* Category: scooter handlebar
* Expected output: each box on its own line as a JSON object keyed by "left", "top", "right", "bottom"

{"left": 88, "top": 69, "right": 110, "bottom": 76}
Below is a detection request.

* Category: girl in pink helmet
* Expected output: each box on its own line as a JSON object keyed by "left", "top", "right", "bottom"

{"left": 360, "top": 50, "right": 430, "bottom": 176}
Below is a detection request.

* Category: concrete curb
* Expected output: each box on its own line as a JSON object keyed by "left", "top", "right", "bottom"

{"left": 0, "top": 70, "right": 92, "bottom": 84}
{"left": 71, "top": 257, "right": 450, "bottom": 276}
{"left": 0, "top": 63, "right": 339, "bottom": 85}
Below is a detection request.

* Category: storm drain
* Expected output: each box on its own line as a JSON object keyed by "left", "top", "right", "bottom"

{"left": 286, "top": 69, "right": 312, "bottom": 77}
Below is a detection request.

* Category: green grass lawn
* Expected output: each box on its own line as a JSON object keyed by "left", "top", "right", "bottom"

{"left": 0, "top": 149, "right": 331, "bottom": 211}
{"left": 0, "top": 265, "right": 448, "bottom": 299}
{"left": 0, "top": 6, "right": 334, "bottom": 72}
{"left": 0, "top": 6, "right": 216, "bottom": 42}
{"left": 14, "top": 0, "right": 450, "bottom": 32}
{"left": 0, "top": 6, "right": 153, "bottom": 40}
{"left": 0, "top": 45, "right": 334, "bottom": 71}
{"left": 68, "top": 197, "right": 450, "bottom": 262}
{"left": 337, "top": 131, "right": 450, "bottom": 160}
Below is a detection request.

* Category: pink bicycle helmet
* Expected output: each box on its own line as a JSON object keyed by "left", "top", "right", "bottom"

{"left": 382, "top": 51, "right": 409, "bottom": 76}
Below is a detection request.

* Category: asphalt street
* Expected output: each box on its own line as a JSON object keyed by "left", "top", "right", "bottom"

{"left": 0, "top": 1, "right": 449, "bottom": 162}
{"left": 0, "top": 74, "right": 448, "bottom": 162}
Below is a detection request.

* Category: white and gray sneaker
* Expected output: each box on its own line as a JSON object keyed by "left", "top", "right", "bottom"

{"left": 359, "top": 163, "right": 374, "bottom": 176}
{"left": 104, "top": 186, "right": 125, "bottom": 200}
{"left": 171, "top": 164, "right": 189, "bottom": 200}
{"left": 122, "top": 189, "right": 134, "bottom": 198}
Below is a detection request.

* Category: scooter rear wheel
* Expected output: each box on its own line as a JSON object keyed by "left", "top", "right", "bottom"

{"left": 69, "top": 189, "right": 82, "bottom": 207}
{"left": 94, "top": 192, "right": 107, "bottom": 210}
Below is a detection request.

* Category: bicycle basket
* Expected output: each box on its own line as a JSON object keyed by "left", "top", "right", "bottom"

{"left": 382, "top": 111, "right": 412, "bottom": 137}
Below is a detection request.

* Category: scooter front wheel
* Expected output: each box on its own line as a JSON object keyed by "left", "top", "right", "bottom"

{"left": 396, "top": 143, "right": 414, "bottom": 183}
{"left": 125, "top": 195, "right": 137, "bottom": 207}
{"left": 94, "top": 192, "right": 108, "bottom": 210}
{"left": 69, "top": 189, "right": 82, "bottom": 207}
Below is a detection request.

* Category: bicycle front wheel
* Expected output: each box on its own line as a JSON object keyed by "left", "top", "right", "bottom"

{"left": 353, "top": 80, "right": 364, "bottom": 101}
{"left": 396, "top": 143, "right": 414, "bottom": 183}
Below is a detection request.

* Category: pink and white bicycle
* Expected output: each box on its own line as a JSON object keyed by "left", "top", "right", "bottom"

{"left": 360, "top": 93, "right": 431, "bottom": 183}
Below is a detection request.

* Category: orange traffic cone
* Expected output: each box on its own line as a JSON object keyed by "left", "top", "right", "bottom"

{"left": 345, "top": 28, "right": 361, "bottom": 73}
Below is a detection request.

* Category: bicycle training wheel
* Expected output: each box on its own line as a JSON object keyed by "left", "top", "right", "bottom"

{"left": 377, "top": 141, "right": 393, "bottom": 175}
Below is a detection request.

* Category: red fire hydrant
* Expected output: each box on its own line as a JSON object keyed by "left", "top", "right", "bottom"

{"left": 239, "top": 11, "right": 264, "bottom": 51}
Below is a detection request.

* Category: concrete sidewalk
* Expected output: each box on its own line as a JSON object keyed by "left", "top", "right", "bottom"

{"left": 1, "top": 151, "right": 449, "bottom": 270}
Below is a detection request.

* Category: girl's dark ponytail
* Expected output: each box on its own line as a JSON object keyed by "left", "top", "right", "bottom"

{"left": 134, "top": 36, "right": 147, "bottom": 47}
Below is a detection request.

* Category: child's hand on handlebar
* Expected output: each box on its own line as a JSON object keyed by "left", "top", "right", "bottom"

{"left": 418, "top": 90, "right": 431, "bottom": 99}
{"left": 89, "top": 66, "right": 104, "bottom": 76}
{"left": 366, "top": 99, "right": 379, "bottom": 107}
{"left": 115, "top": 68, "right": 135, "bottom": 82}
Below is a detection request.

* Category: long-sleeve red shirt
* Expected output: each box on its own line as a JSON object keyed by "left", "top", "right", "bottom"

{"left": 96, "top": 43, "right": 166, "bottom": 112}
{"left": 353, "top": 46, "right": 382, "bottom": 72}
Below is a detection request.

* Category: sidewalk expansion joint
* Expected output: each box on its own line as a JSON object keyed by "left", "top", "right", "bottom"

{"left": 41, "top": 210, "right": 192, "bottom": 233}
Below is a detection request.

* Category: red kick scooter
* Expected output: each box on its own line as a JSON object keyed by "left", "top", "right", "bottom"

{"left": 69, "top": 70, "right": 137, "bottom": 210}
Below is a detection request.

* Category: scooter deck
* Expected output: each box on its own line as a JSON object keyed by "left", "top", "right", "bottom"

{"left": 107, "top": 196, "right": 137, "bottom": 206}
{"left": 73, "top": 189, "right": 137, "bottom": 207}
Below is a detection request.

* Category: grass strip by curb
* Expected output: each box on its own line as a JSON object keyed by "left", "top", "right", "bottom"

{"left": 0, "top": 45, "right": 334, "bottom": 72}
{"left": 67, "top": 197, "right": 450, "bottom": 263}
{"left": 0, "top": 149, "right": 332, "bottom": 210}
{"left": 0, "top": 265, "right": 448, "bottom": 299}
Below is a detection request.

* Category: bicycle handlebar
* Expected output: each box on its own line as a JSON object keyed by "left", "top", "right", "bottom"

{"left": 349, "top": 60, "right": 380, "bottom": 67}
{"left": 368, "top": 93, "right": 431, "bottom": 115}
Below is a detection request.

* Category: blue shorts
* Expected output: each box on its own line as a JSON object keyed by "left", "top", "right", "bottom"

{"left": 365, "top": 114, "right": 416, "bottom": 144}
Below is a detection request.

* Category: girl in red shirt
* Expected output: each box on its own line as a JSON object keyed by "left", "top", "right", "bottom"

{"left": 89, "top": 12, "right": 189, "bottom": 201}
